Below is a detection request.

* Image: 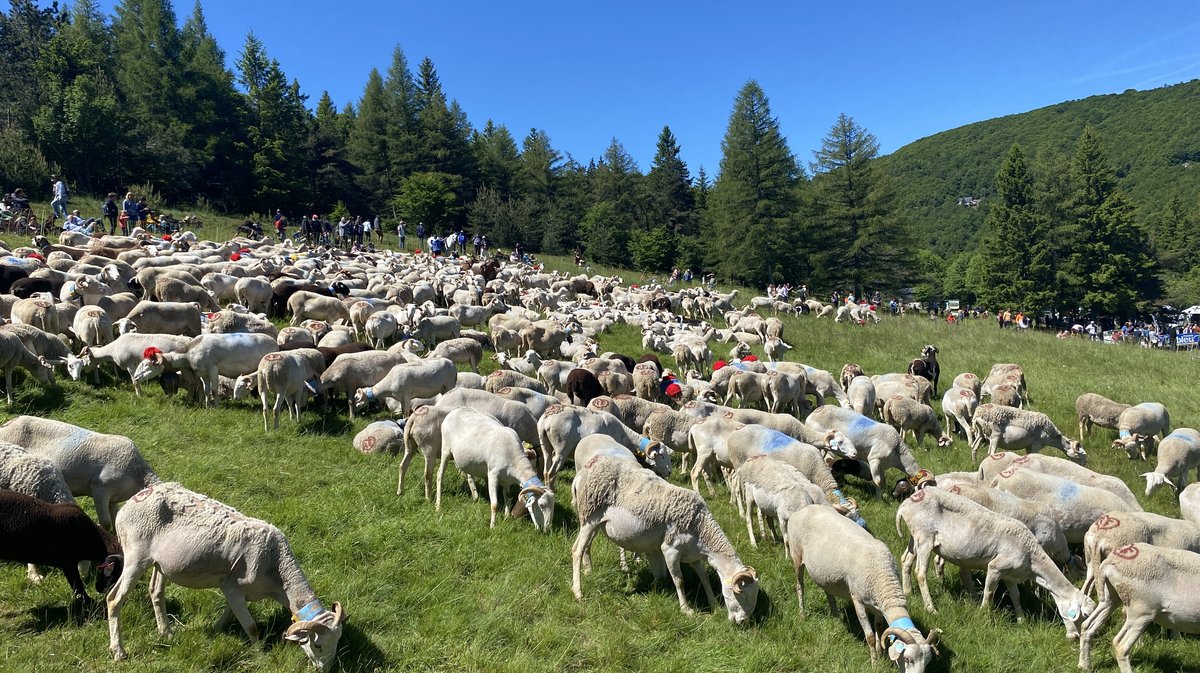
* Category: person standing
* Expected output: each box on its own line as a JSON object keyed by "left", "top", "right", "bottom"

{"left": 50, "top": 175, "right": 68, "bottom": 218}
{"left": 473, "top": 232, "right": 482, "bottom": 256}
{"left": 120, "top": 192, "right": 137, "bottom": 234}
{"left": 416, "top": 222, "right": 426, "bottom": 240}
{"left": 480, "top": 234, "right": 489, "bottom": 254}
{"left": 102, "top": 192, "right": 119, "bottom": 235}
{"left": 363, "top": 216, "right": 373, "bottom": 243}
{"left": 397, "top": 220, "right": 406, "bottom": 250}
{"left": 456, "top": 230, "right": 467, "bottom": 254}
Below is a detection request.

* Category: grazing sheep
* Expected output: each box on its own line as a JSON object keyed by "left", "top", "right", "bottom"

{"left": 0, "top": 329, "right": 53, "bottom": 403}
{"left": 882, "top": 396, "right": 952, "bottom": 449}
{"left": 492, "top": 350, "right": 542, "bottom": 377}
{"left": 940, "top": 386, "right": 979, "bottom": 445}
{"left": 234, "top": 276, "right": 272, "bottom": 314}
{"left": 643, "top": 408, "right": 702, "bottom": 461}
{"left": 364, "top": 311, "right": 398, "bottom": 348}
{"left": 951, "top": 372, "right": 980, "bottom": 396}
{"left": 988, "top": 383, "right": 1023, "bottom": 408}
{"left": 847, "top": 376, "right": 877, "bottom": 418}
{"left": 841, "top": 363, "right": 867, "bottom": 391}
{"left": 435, "top": 407, "right": 555, "bottom": 532}
{"left": 287, "top": 290, "right": 351, "bottom": 326}
{"left": 485, "top": 368, "right": 548, "bottom": 395}
{"left": 981, "top": 363, "right": 1029, "bottom": 404}
{"left": 1075, "top": 392, "right": 1130, "bottom": 439}
{"left": 352, "top": 419, "right": 405, "bottom": 455}
{"left": 896, "top": 487, "right": 1092, "bottom": 636}
{"left": 969, "top": 403, "right": 1086, "bottom": 463}
{"left": 588, "top": 394, "right": 671, "bottom": 435}
{"left": 730, "top": 457, "right": 825, "bottom": 554}
{"left": 71, "top": 306, "right": 114, "bottom": 352}
{"left": 764, "top": 336, "right": 792, "bottom": 362}
{"left": 1080, "top": 511, "right": 1200, "bottom": 598}
{"left": 989, "top": 467, "right": 1140, "bottom": 543}
{"left": 277, "top": 326, "right": 316, "bottom": 348}
{"left": 570, "top": 450, "right": 759, "bottom": 623}
{"left": 539, "top": 405, "right": 667, "bottom": 486}
{"left": 353, "top": 357, "right": 456, "bottom": 417}
{"left": 253, "top": 350, "right": 324, "bottom": 431}
{"left": 682, "top": 401, "right": 855, "bottom": 456}
{"left": 427, "top": 337, "right": 483, "bottom": 373}
{"left": 0, "top": 442, "right": 79, "bottom": 583}
{"left": 10, "top": 297, "right": 61, "bottom": 334}
{"left": 725, "top": 370, "right": 770, "bottom": 409}
{"left": 805, "top": 405, "right": 925, "bottom": 498}
{"left": 1141, "top": 428, "right": 1200, "bottom": 497}
{"left": 492, "top": 385, "right": 562, "bottom": 421}
{"left": 134, "top": 333, "right": 278, "bottom": 407}
{"left": 104, "top": 482, "right": 345, "bottom": 669}
{"left": 0, "top": 416, "right": 159, "bottom": 530}
{"left": 0, "top": 489, "right": 122, "bottom": 608}
{"left": 1078, "top": 543, "right": 1200, "bottom": 673}
{"left": 979, "top": 452, "right": 1140, "bottom": 510}
{"left": 155, "top": 276, "right": 219, "bottom": 310}
{"left": 873, "top": 373, "right": 932, "bottom": 408}
{"left": 1111, "top": 402, "right": 1170, "bottom": 460}
{"left": 67, "top": 332, "right": 193, "bottom": 394}
{"left": 206, "top": 309, "right": 277, "bottom": 338}
{"left": 786, "top": 505, "right": 940, "bottom": 669}
{"left": 124, "top": 300, "right": 203, "bottom": 337}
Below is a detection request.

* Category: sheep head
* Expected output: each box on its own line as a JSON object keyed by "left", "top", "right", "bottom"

{"left": 132, "top": 347, "right": 167, "bottom": 383}
{"left": 1111, "top": 434, "right": 1146, "bottom": 461}
{"left": 284, "top": 601, "right": 345, "bottom": 671}
{"left": 882, "top": 625, "right": 940, "bottom": 672}
{"left": 512, "top": 482, "right": 555, "bottom": 534}
{"left": 1141, "top": 471, "right": 1175, "bottom": 497}
{"left": 824, "top": 431, "right": 857, "bottom": 460}
{"left": 720, "top": 566, "right": 759, "bottom": 625}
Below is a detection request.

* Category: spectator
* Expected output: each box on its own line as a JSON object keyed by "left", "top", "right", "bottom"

{"left": 473, "top": 232, "right": 482, "bottom": 256}
{"left": 363, "top": 216, "right": 373, "bottom": 243}
{"left": 456, "top": 230, "right": 467, "bottom": 254}
{"left": 480, "top": 235, "right": 489, "bottom": 254}
{"left": 397, "top": 220, "right": 406, "bottom": 249}
{"left": 63, "top": 210, "right": 95, "bottom": 235}
{"left": 120, "top": 192, "right": 137, "bottom": 234}
{"left": 1086, "top": 320, "right": 1099, "bottom": 341}
{"left": 101, "top": 192, "right": 118, "bottom": 235}
{"left": 50, "top": 174, "right": 68, "bottom": 218}
{"left": 416, "top": 222, "right": 426, "bottom": 240}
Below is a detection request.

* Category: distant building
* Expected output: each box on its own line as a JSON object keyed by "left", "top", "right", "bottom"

{"left": 957, "top": 196, "right": 982, "bottom": 208}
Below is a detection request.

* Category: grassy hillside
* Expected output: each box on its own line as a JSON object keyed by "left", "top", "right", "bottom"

{"left": 880, "top": 79, "right": 1200, "bottom": 254}
{"left": 1, "top": 282, "right": 1197, "bottom": 672}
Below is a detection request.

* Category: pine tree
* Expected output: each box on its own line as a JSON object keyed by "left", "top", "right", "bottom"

{"left": 808, "top": 113, "right": 914, "bottom": 296}
{"left": 973, "top": 145, "right": 1041, "bottom": 309}
{"left": 384, "top": 45, "right": 420, "bottom": 182}
{"left": 236, "top": 33, "right": 309, "bottom": 211}
{"left": 472, "top": 120, "right": 521, "bottom": 200}
{"left": 309, "top": 91, "right": 357, "bottom": 213}
{"left": 708, "top": 81, "right": 800, "bottom": 287}
{"left": 347, "top": 68, "right": 392, "bottom": 211}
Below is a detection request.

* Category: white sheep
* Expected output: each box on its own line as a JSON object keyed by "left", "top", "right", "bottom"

{"left": 104, "top": 482, "right": 345, "bottom": 669}
{"left": 492, "top": 385, "right": 562, "bottom": 421}
{"left": 989, "top": 467, "right": 1141, "bottom": 543}
{"left": 978, "top": 451, "right": 1140, "bottom": 510}
{"left": 1182, "top": 483, "right": 1200, "bottom": 524}
{"left": 896, "top": 487, "right": 1093, "bottom": 636}
{"left": 764, "top": 335, "right": 792, "bottom": 362}
{"left": 786, "top": 504, "right": 940, "bottom": 669}
{"left": 485, "top": 368, "right": 548, "bottom": 395}
{"left": 570, "top": 449, "right": 759, "bottom": 622}
{"left": 317, "top": 350, "right": 406, "bottom": 418}
{"left": 1078, "top": 543, "right": 1200, "bottom": 673}
{"left": 353, "top": 357, "right": 456, "bottom": 417}
{"left": 0, "top": 416, "right": 159, "bottom": 530}
{"left": 234, "top": 276, "right": 272, "bottom": 314}
{"left": 0, "top": 329, "right": 53, "bottom": 403}
{"left": 1075, "top": 392, "right": 1129, "bottom": 438}
{"left": 253, "top": 350, "right": 323, "bottom": 431}
{"left": 937, "top": 481, "right": 1071, "bottom": 567}
{"left": 847, "top": 375, "right": 877, "bottom": 418}
{"left": 1140, "top": 428, "right": 1200, "bottom": 497}
{"left": 124, "top": 300, "right": 203, "bottom": 336}
{"left": 730, "top": 457, "right": 825, "bottom": 554}
{"left": 1111, "top": 402, "right": 1170, "bottom": 460}
{"left": 1080, "top": 510, "right": 1200, "bottom": 598}
{"left": 882, "top": 396, "right": 952, "bottom": 449}
{"left": 67, "top": 332, "right": 193, "bottom": 395}
{"left": 969, "top": 403, "right": 1086, "bottom": 463}
{"left": 426, "top": 336, "right": 483, "bottom": 372}
{"left": 435, "top": 407, "right": 555, "bottom": 532}
{"left": 133, "top": 332, "right": 278, "bottom": 407}
{"left": 940, "top": 386, "right": 978, "bottom": 445}
{"left": 805, "top": 405, "right": 925, "bottom": 497}
{"left": 287, "top": 290, "right": 351, "bottom": 326}
{"left": 539, "top": 404, "right": 668, "bottom": 487}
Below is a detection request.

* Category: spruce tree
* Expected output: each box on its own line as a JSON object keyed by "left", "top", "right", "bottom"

{"left": 472, "top": 120, "right": 521, "bottom": 200}
{"left": 708, "top": 80, "right": 799, "bottom": 287}
{"left": 808, "top": 113, "right": 914, "bottom": 296}
{"left": 973, "top": 145, "right": 1040, "bottom": 310}
{"left": 310, "top": 91, "right": 357, "bottom": 213}
{"left": 347, "top": 68, "right": 392, "bottom": 211}
{"left": 384, "top": 45, "right": 419, "bottom": 182}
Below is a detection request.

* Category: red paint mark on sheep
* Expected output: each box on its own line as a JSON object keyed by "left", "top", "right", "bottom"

{"left": 263, "top": 353, "right": 283, "bottom": 362}
{"left": 1114, "top": 544, "right": 1139, "bottom": 560}
{"left": 1013, "top": 455, "right": 1031, "bottom": 465}
{"left": 998, "top": 467, "right": 1016, "bottom": 479}
{"left": 132, "top": 486, "right": 154, "bottom": 503}
{"left": 910, "top": 490, "right": 926, "bottom": 503}
{"left": 989, "top": 452, "right": 1007, "bottom": 460}
{"left": 949, "top": 485, "right": 961, "bottom": 494}
{"left": 593, "top": 399, "right": 608, "bottom": 408}
{"left": 584, "top": 456, "right": 601, "bottom": 469}
{"left": 723, "top": 411, "right": 735, "bottom": 419}
{"left": 1095, "top": 515, "right": 1121, "bottom": 530}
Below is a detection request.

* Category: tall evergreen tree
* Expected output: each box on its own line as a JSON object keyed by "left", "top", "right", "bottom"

{"left": 309, "top": 91, "right": 357, "bottom": 213}
{"left": 472, "top": 120, "right": 521, "bottom": 200}
{"left": 708, "top": 80, "right": 799, "bottom": 287}
{"left": 347, "top": 68, "right": 392, "bottom": 211}
{"left": 584, "top": 138, "right": 640, "bottom": 265}
{"left": 808, "top": 113, "right": 913, "bottom": 296}
{"left": 972, "top": 145, "right": 1045, "bottom": 309}
{"left": 638, "top": 126, "right": 696, "bottom": 271}
{"left": 384, "top": 45, "right": 419, "bottom": 184}
{"left": 236, "top": 33, "right": 309, "bottom": 211}
{"left": 517, "top": 128, "right": 562, "bottom": 249}
{"left": 0, "top": 0, "right": 59, "bottom": 134}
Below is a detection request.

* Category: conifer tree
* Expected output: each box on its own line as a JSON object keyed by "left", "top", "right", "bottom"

{"left": 708, "top": 80, "right": 799, "bottom": 287}
{"left": 348, "top": 68, "right": 392, "bottom": 211}
{"left": 973, "top": 145, "right": 1041, "bottom": 309}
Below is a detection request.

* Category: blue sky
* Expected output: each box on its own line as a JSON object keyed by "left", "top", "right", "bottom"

{"left": 104, "top": 1, "right": 1200, "bottom": 177}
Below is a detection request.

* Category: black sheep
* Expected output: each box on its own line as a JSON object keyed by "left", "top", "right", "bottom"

{"left": 637, "top": 353, "right": 662, "bottom": 371}
{"left": 0, "top": 490, "right": 122, "bottom": 607}
{"left": 906, "top": 344, "right": 940, "bottom": 395}
{"left": 565, "top": 368, "right": 605, "bottom": 406}
{"left": 608, "top": 353, "right": 636, "bottom": 375}
{"left": 0, "top": 265, "right": 29, "bottom": 294}
{"left": 10, "top": 277, "right": 57, "bottom": 299}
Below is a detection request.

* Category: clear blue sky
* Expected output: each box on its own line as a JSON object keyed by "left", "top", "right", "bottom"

{"left": 106, "top": 0, "right": 1200, "bottom": 177}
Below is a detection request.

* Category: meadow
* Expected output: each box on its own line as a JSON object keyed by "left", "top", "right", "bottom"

{"left": 0, "top": 247, "right": 1198, "bottom": 673}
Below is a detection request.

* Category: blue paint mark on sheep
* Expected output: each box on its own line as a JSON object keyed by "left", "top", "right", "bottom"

{"left": 1058, "top": 481, "right": 1079, "bottom": 502}
{"left": 760, "top": 429, "right": 794, "bottom": 453}
{"left": 1119, "top": 429, "right": 1131, "bottom": 439}
{"left": 849, "top": 413, "right": 875, "bottom": 433}
{"left": 61, "top": 426, "right": 93, "bottom": 451}
{"left": 1166, "top": 431, "right": 1191, "bottom": 441}
{"left": 521, "top": 476, "right": 545, "bottom": 490}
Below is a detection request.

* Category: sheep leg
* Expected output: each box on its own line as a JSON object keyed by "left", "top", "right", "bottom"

{"left": 93, "top": 489, "right": 115, "bottom": 531}
{"left": 397, "top": 446, "right": 417, "bottom": 497}
{"left": 793, "top": 552, "right": 807, "bottom": 614}
{"left": 1078, "top": 594, "right": 1116, "bottom": 670}
{"left": 272, "top": 393, "right": 285, "bottom": 430}
{"left": 434, "top": 450, "right": 451, "bottom": 512}
{"left": 467, "top": 475, "right": 480, "bottom": 501}
{"left": 571, "top": 522, "right": 603, "bottom": 600}
{"left": 487, "top": 475, "right": 499, "bottom": 529}
{"left": 4, "top": 365, "right": 12, "bottom": 405}
{"left": 1004, "top": 578, "right": 1024, "bottom": 623}
{"left": 850, "top": 596, "right": 879, "bottom": 664}
{"left": 691, "top": 559, "right": 718, "bottom": 609}
{"left": 958, "top": 564, "right": 978, "bottom": 600}
{"left": 981, "top": 565, "right": 1003, "bottom": 612}
{"left": 1111, "top": 613, "right": 1154, "bottom": 673}
{"left": 744, "top": 497, "right": 759, "bottom": 548}
{"left": 915, "top": 544, "right": 938, "bottom": 614}
{"left": 869, "top": 458, "right": 884, "bottom": 499}
{"left": 661, "top": 546, "right": 695, "bottom": 615}
{"left": 149, "top": 565, "right": 170, "bottom": 635}
{"left": 900, "top": 545, "right": 915, "bottom": 595}
{"left": 219, "top": 583, "right": 260, "bottom": 642}
{"left": 756, "top": 504, "right": 769, "bottom": 541}
{"left": 107, "top": 555, "right": 157, "bottom": 661}
{"left": 61, "top": 561, "right": 92, "bottom": 606}
{"left": 25, "top": 564, "right": 44, "bottom": 583}
{"left": 260, "top": 389, "right": 270, "bottom": 432}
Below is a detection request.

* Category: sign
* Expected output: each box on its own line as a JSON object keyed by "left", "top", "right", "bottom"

{"left": 1176, "top": 333, "right": 1199, "bottom": 347}
{"left": 946, "top": 300, "right": 960, "bottom": 310}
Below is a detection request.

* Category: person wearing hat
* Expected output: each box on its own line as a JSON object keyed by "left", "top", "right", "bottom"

{"left": 50, "top": 174, "right": 68, "bottom": 218}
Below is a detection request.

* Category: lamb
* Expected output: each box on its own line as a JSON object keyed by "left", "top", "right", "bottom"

{"left": 539, "top": 404, "right": 669, "bottom": 486}
{"left": 253, "top": 350, "right": 323, "bottom": 431}
{"left": 435, "top": 407, "right": 555, "bottom": 532}
{"left": 1080, "top": 511, "right": 1200, "bottom": 598}
{"left": 0, "top": 329, "right": 53, "bottom": 403}
{"left": 353, "top": 357, "right": 456, "bottom": 417}
{"left": 1141, "top": 428, "right": 1200, "bottom": 496}
{"left": 124, "top": 300, "right": 203, "bottom": 336}
{"left": 969, "top": 403, "right": 1086, "bottom": 463}
{"left": 1075, "top": 392, "right": 1130, "bottom": 438}
{"left": 485, "top": 368, "right": 548, "bottom": 395}
{"left": 427, "top": 336, "right": 483, "bottom": 372}
{"left": 288, "top": 290, "right": 351, "bottom": 326}
{"left": 730, "top": 457, "right": 825, "bottom": 554}
{"left": 881, "top": 396, "right": 952, "bottom": 448}
{"left": 989, "top": 467, "right": 1140, "bottom": 543}
{"left": 804, "top": 405, "right": 926, "bottom": 497}
{"left": 938, "top": 481, "right": 1071, "bottom": 567}
{"left": 1111, "top": 402, "right": 1170, "bottom": 460}
{"left": 317, "top": 350, "right": 405, "bottom": 418}
{"left": 0, "top": 489, "right": 122, "bottom": 608}
{"left": 895, "top": 487, "right": 1092, "bottom": 636}
{"left": 940, "top": 386, "right": 979, "bottom": 445}
{"left": 570, "top": 450, "right": 759, "bottom": 623}
{"left": 846, "top": 376, "right": 876, "bottom": 418}
{"left": 1078, "top": 543, "right": 1200, "bottom": 673}
{"left": 104, "top": 482, "right": 345, "bottom": 669}
{"left": 134, "top": 333, "right": 278, "bottom": 407}
{"left": 786, "top": 505, "right": 940, "bottom": 668}
{"left": 0, "top": 415, "right": 160, "bottom": 530}
{"left": 979, "top": 451, "right": 1140, "bottom": 510}
{"left": 565, "top": 368, "right": 605, "bottom": 406}
{"left": 764, "top": 336, "right": 792, "bottom": 362}
{"left": 492, "top": 349, "right": 542, "bottom": 377}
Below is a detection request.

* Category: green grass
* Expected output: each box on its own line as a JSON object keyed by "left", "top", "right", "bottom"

{"left": 2, "top": 261, "right": 1199, "bottom": 673}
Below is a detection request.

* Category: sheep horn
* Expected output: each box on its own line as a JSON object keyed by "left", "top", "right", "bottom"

{"left": 285, "top": 619, "right": 313, "bottom": 637}
{"left": 882, "top": 626, "right": 916, "bottom": 646}
{"left": 332, "top": 601, "right": 344, "bottom": 624}
{"left": 517, "top": 485, "right": 545, "bottom": 501}
{"left": 730, "top": 566, "right": 757, "bottom": 591}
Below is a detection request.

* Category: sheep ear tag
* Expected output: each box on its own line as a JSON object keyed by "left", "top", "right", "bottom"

{"left": 1068, "top": 608, "right": 1078, "bottom": 619}
{"left": 889, "top": 642, "right": 906, "bottom": 661}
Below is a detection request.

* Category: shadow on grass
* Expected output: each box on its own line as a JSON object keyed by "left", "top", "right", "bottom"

{"left": 15, "top": 382, "right": 72, "bottom": 415}
{"left": 12, "top": 597, "right": 109, "bottom": 632}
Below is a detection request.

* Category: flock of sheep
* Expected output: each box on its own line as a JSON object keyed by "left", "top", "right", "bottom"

{"left": 0, "top": 226, "right": 1197, "bottom": 672}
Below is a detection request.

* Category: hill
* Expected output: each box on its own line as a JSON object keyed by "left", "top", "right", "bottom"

{"left": 880, "top": 79, "right": 1200, "bottom": 255}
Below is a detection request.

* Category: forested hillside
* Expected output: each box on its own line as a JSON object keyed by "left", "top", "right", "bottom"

{"left": 880, "top": 80, "right": 1200, "bottom": 256}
